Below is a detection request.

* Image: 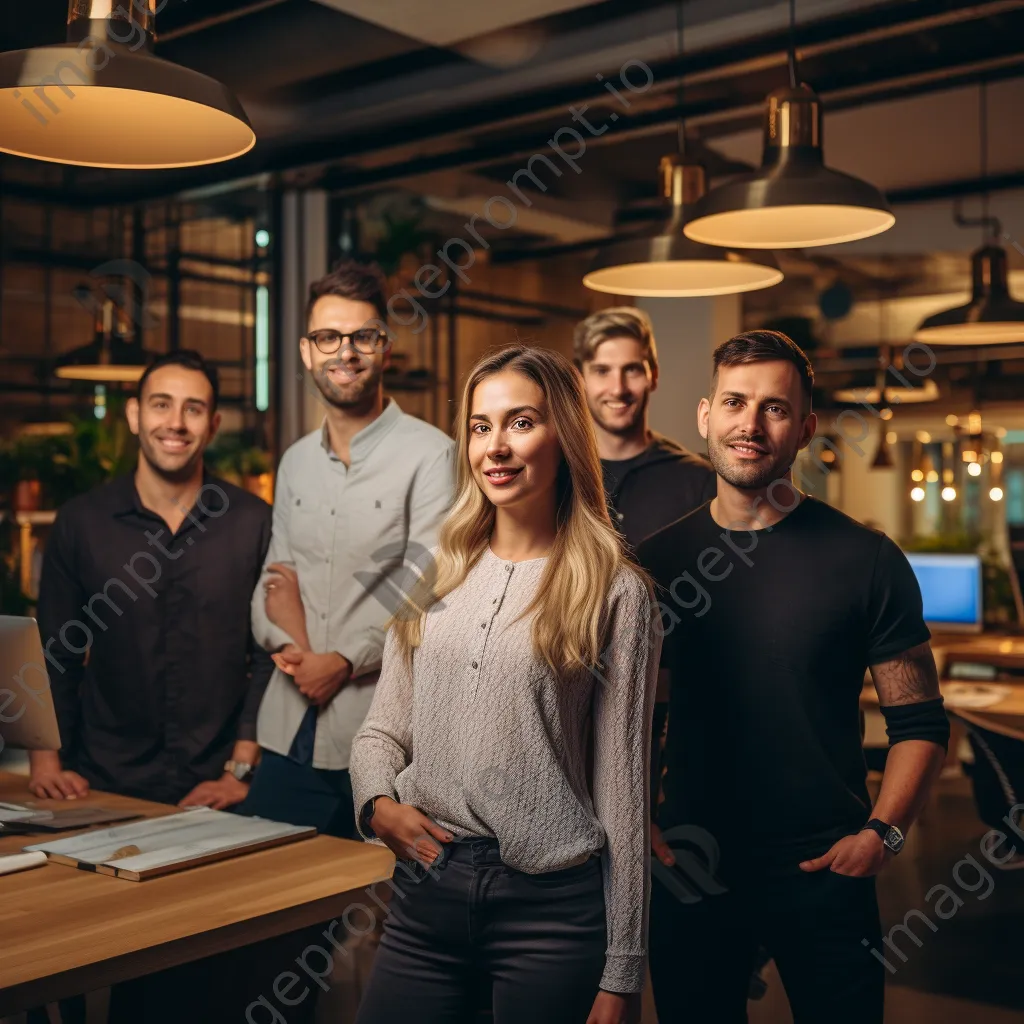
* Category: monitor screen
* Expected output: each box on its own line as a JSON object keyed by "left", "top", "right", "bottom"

{"left": 905, "top": 552, "right": 983, "bottom": 632}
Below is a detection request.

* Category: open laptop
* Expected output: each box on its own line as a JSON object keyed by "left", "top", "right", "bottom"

{"left": 0, "top": 615, "right": 61, "bottom": 751}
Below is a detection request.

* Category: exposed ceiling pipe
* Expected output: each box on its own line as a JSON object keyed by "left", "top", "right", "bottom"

{"left": 157, "top": 0, "right": 290, "bottom": 42}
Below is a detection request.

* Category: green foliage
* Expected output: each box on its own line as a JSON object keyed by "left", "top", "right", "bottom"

{"left": 205, "top": 433, "right": 270, "bottom": 482}
{"left": 0, "top": 399, "right": 137, "bottom": 510}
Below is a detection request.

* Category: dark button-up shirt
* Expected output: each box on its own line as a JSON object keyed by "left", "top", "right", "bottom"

{"left": 37, "top": 472, "right": 273, "bottom": 804}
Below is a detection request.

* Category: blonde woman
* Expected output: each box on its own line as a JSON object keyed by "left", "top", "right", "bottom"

{"left": 350, "top": 345, "right": 661, "bottom": 1024}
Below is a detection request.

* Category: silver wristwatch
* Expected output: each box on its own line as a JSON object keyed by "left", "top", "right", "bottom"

{"left": 224, "top": 760, "right": 255, "bottom": 783}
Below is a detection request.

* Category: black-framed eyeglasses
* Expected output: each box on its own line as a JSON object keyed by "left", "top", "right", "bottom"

{"left": 306, "top": 328, "right": 388, "bottom": 355}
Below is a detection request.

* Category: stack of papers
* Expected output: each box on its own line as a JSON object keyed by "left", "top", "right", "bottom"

{"left": 25, "top": 808, "right": 316, "bottom": 880}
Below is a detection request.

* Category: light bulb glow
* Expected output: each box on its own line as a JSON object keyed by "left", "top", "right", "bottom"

{"left": 992, "top": 451, "right": 1004, "bottom": 464}
{"left": 946, "top": 414, "right": 959, "bottom": 426}
{"left": 879, "top": 407, "right": 894, "bottom": 421}
{"left": 941, "top": 486, "right": 957, "bottom": 502}
{"left": 255, "top": 229, "right": 271, "bottom": 249}
{"left": 911, "top": 469, "right": 924, "bottom": 482}
{"left": 990, "top": 486, "right": 1004, "bottom": 501}
{"left": 968, "top": 462, "right": 982, "bottom": 477}
{"left": 926, "top": 470, "right": 939, "bottom": 483}
{"left": 910, "top": 487, "right": 926, "bottom": 502}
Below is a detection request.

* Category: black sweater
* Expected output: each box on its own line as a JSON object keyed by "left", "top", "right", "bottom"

{"left": 601, "top": 432, "right": 716, "bottom": 552}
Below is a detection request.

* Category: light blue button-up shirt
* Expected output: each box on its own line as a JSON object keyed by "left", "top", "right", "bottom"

{"left": 251, "top": 398, "right": 455, "bottom": 770}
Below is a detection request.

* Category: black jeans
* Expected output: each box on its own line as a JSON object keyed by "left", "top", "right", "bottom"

{"left": 355, "top": 837, "right": 607, "bottom": 1024}
{"left": 649, "top": 862, "right": 884, "bottom": 1024}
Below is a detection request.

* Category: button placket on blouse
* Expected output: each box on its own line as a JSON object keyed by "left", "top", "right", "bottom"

{"left": 467, "top": 563, "right": 514, "bottom": 698}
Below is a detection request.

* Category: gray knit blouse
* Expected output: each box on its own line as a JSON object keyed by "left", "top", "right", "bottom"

{"left": 349, "top": 546, "right": 661, "bottom": 994}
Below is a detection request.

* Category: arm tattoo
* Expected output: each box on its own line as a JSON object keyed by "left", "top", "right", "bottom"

{"left": 870, "top": 642, "right": 940, "bottom": 706}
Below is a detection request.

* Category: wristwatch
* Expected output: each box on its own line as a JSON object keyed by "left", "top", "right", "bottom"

{"left": 224, "top": 760, "right": 255, "bottom": 783}
{"left": 861, "top": 818, "right": 905, "bottom": 855}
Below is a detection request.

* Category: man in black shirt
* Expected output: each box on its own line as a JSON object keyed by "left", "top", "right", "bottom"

{"left": 573, "top": 306, "right": 715, "bottom": 553}
{"left": 637, "top": 330, "right": 949, "bottom": 1023}
{"left": 32, "top": 350, "right": 273, "bottom": 808}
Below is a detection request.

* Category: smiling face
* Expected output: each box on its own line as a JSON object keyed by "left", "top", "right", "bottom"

{"left": 579, "top": 336, "right": 656, "bottom": 438}
{"left": 468, "top": 370, "right": 563, "bottom": 511}
{"left": 300, "top": 294, "right": 388, "bottom": 409}
{"left": 126, "top": 364, "right": 220, "bottom": 481}
{"left": 698, "top": 359, "right": 816, "bottom": 490}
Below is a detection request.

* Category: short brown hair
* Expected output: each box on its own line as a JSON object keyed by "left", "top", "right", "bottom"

{"left": 306, "top": 259, "right": 389, "bottom": 328}
{"left": 572, "top": 307, "right": 659, "bottom": 375}
{"left": 712, "top": 330, "right": 814, "bottom": 413}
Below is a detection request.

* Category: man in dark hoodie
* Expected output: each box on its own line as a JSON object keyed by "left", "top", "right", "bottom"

{"left": 573, "top": 306, "right": 715, "bottom": 552}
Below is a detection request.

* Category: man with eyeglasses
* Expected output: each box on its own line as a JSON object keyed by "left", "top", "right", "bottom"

{"left": 239, "top": 259, "right": 455, "bottom": 838}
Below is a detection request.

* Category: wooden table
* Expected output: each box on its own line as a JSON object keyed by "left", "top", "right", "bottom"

{"left": 0, "top": 772, "right": 394, "bottom": 1017}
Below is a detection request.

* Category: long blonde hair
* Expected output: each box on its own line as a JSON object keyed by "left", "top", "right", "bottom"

{"left": 390, "top": 344, "right": 652, "bottom": 676}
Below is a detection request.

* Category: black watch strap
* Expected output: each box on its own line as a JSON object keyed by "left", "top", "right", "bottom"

{"left": 862, "top": 818, "right": 905, "bottom": 854}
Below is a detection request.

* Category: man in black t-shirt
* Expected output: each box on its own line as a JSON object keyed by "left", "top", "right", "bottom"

{"left": 572, "top": 307, "right": 715, "bottom": 553}
{"left": 637, "top": 330, "right": 949, "bottom": 1024}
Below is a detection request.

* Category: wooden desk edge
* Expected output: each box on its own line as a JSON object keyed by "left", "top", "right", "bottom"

{"left": 0, "top": 879, "right": 387, "bottom": 1017}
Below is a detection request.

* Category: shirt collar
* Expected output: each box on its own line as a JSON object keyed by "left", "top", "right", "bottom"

{"left": 319, "top": 397, "right": 402, "bottom": 463}
{"left": 109, "top": 469, "right": 226, "bottom": 520}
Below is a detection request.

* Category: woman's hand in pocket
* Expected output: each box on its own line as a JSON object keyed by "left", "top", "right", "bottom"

{"left": 371, "top": 796, "right": 453, "bottom": 865}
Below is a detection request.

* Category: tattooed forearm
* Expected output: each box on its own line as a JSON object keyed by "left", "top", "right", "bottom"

{"left": 870, "top": 642, "right": 940, "bottom": 706}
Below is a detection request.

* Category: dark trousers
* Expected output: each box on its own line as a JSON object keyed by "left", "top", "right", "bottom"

{"left": 649, "top": 863, "right": 884, "bottom": 1024}
{"left": 237, "top": 749, "right": 356, "bottom": 838}
{"left": 355, "top": 837, "right": 607, "bottom": 1024}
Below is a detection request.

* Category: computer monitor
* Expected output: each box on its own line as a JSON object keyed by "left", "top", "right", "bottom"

{"left": 0, "top": 616, "right": 61, "bottom": 751}
{"left": 904, "top": 552, "right": 983, "bottom": 634}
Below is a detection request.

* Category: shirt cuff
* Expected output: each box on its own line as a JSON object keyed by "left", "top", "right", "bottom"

{"left": 599, "top": 954, "right": 646, "bottom": 995}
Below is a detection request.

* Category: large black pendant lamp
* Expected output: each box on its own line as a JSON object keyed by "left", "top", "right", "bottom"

{"left": 583, "top": 155, "right": 783, "bottom": 296}
{"left": 583, "top": 0, "right": 782, "bottom": 297}
{"left": 0, "top": 0, "right": 254, "bottom": 169}
{"left": 683, "top": 0, "right": 894, "bottom": 249}
{"left": 914, "top": 83, "right": 1024, "bottom": 344}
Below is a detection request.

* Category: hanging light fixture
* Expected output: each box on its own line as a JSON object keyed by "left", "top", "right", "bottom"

{"left": 683, "top": 0, "right": 893, "bottom": 249}
{"left": 55, "top": 295, "right": 149, "bottom": 382}
{"left": 915, "top": 83, "right": 1024, "bottom": 344}
{"left": 583, "top": 1, "right": 782, "bottom": 297}
{"left": 584, "top": 155, "right": 784, "bottom": 296}
{"left": 914, "top": 243, "right": 1024, "bottom": 344}
{"left": 0, "top": 0, "right": 254, "bottom": 169}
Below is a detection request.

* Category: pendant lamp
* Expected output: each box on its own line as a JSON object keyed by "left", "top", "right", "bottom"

{"left": 0, "top": 0, "right": 254, "bottom": 169}
{"left": 55, "top": 298, "right": 149, "bottom": 382}
{"left": 914, "top": 244, "right": 1024, "bottom": 344}
{"left": 683, "top": 1, "right": 893, "bottom": 249}
{"left": 914, "top": 83, "right": 1024, "bottom": 344}
{"left": 583, "top": 155, "right": 783, "bottom": 296}
{"left": 583, "top": 0, "right": 781, "bottom": 297}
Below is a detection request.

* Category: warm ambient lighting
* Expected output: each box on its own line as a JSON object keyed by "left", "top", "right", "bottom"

{"left": 916, "top": 430, "right": 932, "bottom": 443}
{"left": 55, "top": 296, "right": 149, "bottom": 382}
{"left": 833, "top": 380, "right": 939, "bottom": 406}
{"left": 910, "top": 487, "right": 926, "bottom": 502}
{"left": 879, "top": 407, "right": 893, "bottom": 421}
{"left": 942, "top": 486, "right": 957, "bottom": 502}
{"left": 968, "top": 462, "right": 983, "bottom": 477}
{"left": 911, "top": 469, "right": 924, "bottom": 482}
{"left": 886, "top": 431, "right": 898, "bottom": 445}
{"left": 990, "top": 486, "right": 1004, "bottom": 501}
{"left": 914, "top": 245, "right": 1024, "bottom": 344}
{"left": 946, "top": 414, "right": 960, "bottom": 426}
{"left": 926, "top": 469, "right": 939, "bottom": 483}
{"left": 683, "top": 84, "right": 893, "bottom": 249}
{"left": 992, "top": 450, "right": 1004, "bottom": 464}
{"left": 0, "top": 2, "right": 254, "bottom": 169}
{"left": 583, "top": 156, "right": 783, "bottom": 297}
